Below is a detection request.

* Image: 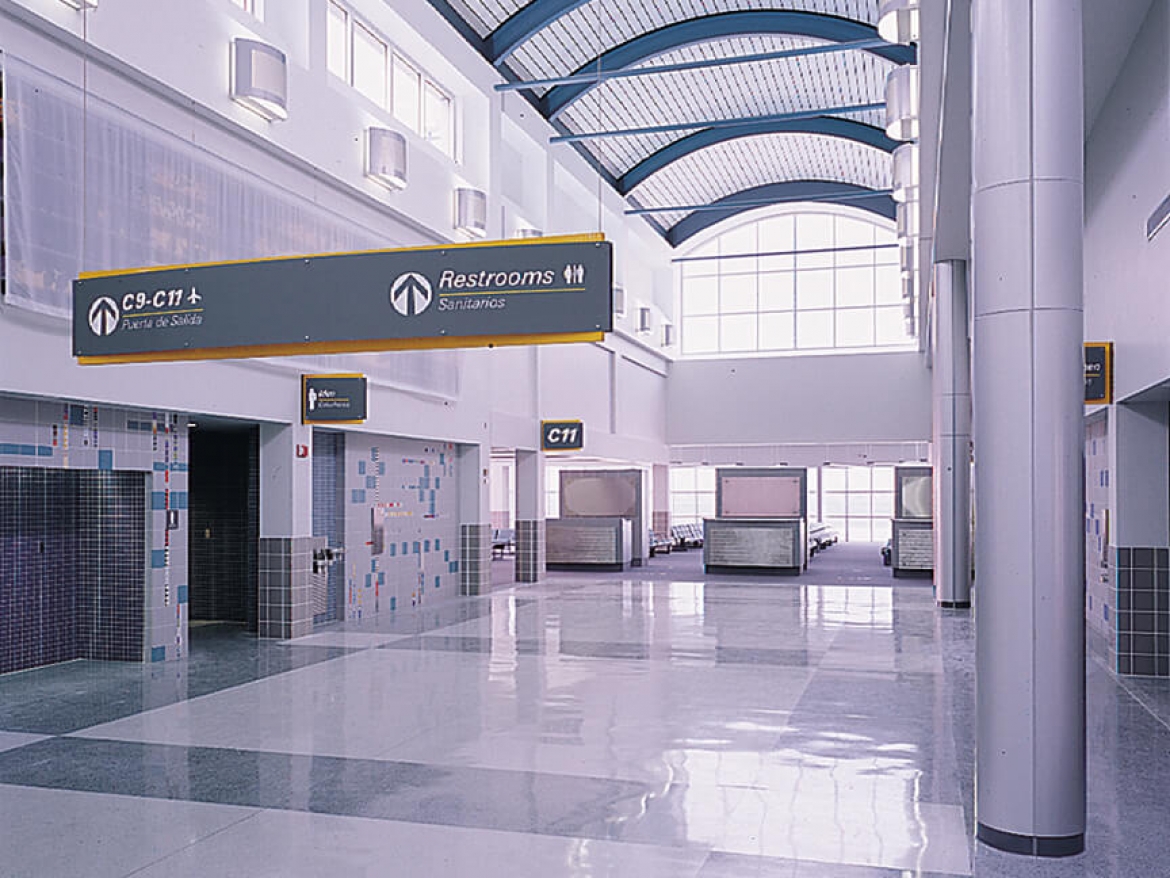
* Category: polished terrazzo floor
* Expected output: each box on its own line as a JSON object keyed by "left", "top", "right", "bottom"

{"left": 0, "top": 543, "right": 1168, "bottom": 877}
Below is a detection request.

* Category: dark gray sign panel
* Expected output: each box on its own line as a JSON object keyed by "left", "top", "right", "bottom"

{"left": 541, "top": 420, "right": 584, "bottom": 451}
{"left": 1085, "top": 342, "right": 1112, "bottom": 405}
{"left": 303, "top": 374, "right": 367, "bottom": 424}
{"left": 73, "top": 236, "right": 613, "bottom": 364}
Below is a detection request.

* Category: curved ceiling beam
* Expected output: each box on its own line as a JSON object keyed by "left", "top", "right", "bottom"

{"left": 617, "top": 117, "right": 897, "bottom": 195}
{"left": 487, "top": 0, "right": 592, "bottom": 64}
{"left": 541, "top": 11, "right": 916, "bottom": 120}
{"left": 665, "top": 181, "right": 896, "bottom": 248}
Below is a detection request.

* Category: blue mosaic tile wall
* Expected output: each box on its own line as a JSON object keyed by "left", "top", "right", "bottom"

{"left": 344, "top": 435, "right": 459, "bottom": 619}
{"left": 312, "top": 430, "right": 345, "bottom": 624}
{"left": 1085, "top": 417, "right": 1112, "bottom": 651}
{"left": 0, "top": 396, "right": 188, "bottom": 668}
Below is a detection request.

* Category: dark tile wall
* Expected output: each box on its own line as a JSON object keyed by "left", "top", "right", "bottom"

{"left": 515, "top": 519, "right": 545, "bottom": 583}
{"left": 259, "top": 536, "right": 322, "bottom": 640}
{"left": 76, "top": 471, "right": 146, "bottom": 662}
{"left": 0, "top": 466, "right": 146, "bottom": 674}
{"left": 460, "top": 523, "right": 491, "bottom": 595}
{"left": 1114, "top": 547, "right": 1170, "bottom": 677}
{"left": 311, "top": 430, "right": 345, "bottom": 624}
{"left": 188, "top": 427, "right": 259, "bottom": 629}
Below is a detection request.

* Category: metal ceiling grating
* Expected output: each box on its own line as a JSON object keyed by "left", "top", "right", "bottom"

{"left": 631, "top": 132, "right": 892, "bottom": 227}
{"left": 514, "top": 0, "right": 880, "bottom": 80}
{"left": 425, "top": 0, "right": 899, "bottom": 245}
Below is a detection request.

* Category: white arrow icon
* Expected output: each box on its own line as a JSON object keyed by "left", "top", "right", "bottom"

{"left": 88, "top": 297, "right": 120, "bottom": 336}
{"left": 389, "top": 272, "right": 433, "bottom": 317}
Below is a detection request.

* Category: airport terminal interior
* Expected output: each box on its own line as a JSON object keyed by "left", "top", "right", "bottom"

{"left": 0, "top": 0, "right": 1168, "bottom": 875}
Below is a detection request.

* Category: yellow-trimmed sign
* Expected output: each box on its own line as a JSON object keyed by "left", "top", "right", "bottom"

{"left": 1085, "top": 342, "right": 1113, "bottom": 405}
{"left": 74, "top": 234, "right": 612, "bottom": 364}
{"left": 542, "top": 420, "right": 584, "bottom": 452}
{"left": 302, "top": 374, "right": 367, "bottom": 424}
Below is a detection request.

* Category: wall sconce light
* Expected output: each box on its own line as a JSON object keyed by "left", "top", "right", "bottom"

{"left": 877, "top": 0, "right": 919, "bottom": 45}
{"left": 638, "top": 307, "right": 652, "bottom": 334}
{"left": 899, "top": 237, "right": 917, "bottom": 274}
{"left": 901, "top": 269, "right": 916, "bottom": 302}
{"left": 892, "top": 142, "right": 919, "bottom": 203}
{"left": 231, "top": 39, "right": 288, "bottom": 121}
{"left": 896, "top": 200, "right": 919, "bottom": 238}
{"left": 884, "top": 64, "right": 919, "bottom": 142}
{"left": 366, "top": 128, "right": 407, "bottom": 190}
{"left": 613, "top": 286, "right": 626, "bottom": 317}
{"left": 454, "top": 187, "right": 488, "bottom": 238}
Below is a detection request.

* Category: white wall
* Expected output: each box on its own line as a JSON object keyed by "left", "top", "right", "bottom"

{"left": 1084, "top": 0, "right": 1170, "bottom": 401}
{"left": 667, "top": 352, "right": 932, "bottom": 446}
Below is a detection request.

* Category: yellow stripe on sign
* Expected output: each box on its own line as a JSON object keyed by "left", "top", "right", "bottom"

{"left": 438, "top": 287, "right": 586, "bottom": 297}
{"left": 78, "top": 331, "right": 606, "bottom": 365}
{"left": 77, "top": 233, "right": 606, "bottom": 280}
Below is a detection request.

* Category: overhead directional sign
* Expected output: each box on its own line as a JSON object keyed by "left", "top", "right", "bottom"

{"left": 1085, "top": 342, "right": 1113, "bottom": 405}
{"left": 73, "top": 234, "right": 613, "bottom": 364}
{"left": 303, "top": 374, "right": 367, "bottom": 424}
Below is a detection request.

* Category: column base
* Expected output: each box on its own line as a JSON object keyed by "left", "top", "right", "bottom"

{"left": 977, "top": 823, "right": 1084, "bottom": 857}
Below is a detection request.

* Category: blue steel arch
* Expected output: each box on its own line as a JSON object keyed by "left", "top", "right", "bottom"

{"left": 541, "top": 11, "right": 916, "bottom": 120}
{"left": 666, "top": 181, "right": 896, "bottom": 248}
{"left": 487, "top": 0, "right": 592, "bottom": 63}
{"left": 618, "top": 117, "right": 897, "bottom": 195}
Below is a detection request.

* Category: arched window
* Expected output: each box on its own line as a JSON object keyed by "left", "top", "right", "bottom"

{"left": 676, "top": 207, "right": 912, "bottom": 356}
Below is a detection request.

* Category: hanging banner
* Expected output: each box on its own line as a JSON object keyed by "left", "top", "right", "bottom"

{"left": 73, "top": 234, "right": 612, "bottom": 364}
{"left": 1085, "top": 342, "right": 1113, "bottom": 405}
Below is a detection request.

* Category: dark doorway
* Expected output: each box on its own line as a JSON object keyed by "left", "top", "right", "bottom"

{"left": 188, "top": 425, "right": 259, "bottom": 631}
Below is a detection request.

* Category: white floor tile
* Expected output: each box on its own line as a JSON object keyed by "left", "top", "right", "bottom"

{"left": 0, "top": 784, "right": 259, "bottom": 878}
{"left": 130, "top": 808, "right": 710, "bottom": 878}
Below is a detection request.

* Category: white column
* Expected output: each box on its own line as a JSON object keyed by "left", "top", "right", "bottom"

{"left": 258, "top": 422, "right": 312, "bottom": 538}
{"left": 458, "top": 442, "right": 491, "bottom": 595}
{"left": 514, "top": 449, "right": 546, "bottom": 582}
{"left": 972, "top": 0, "right": 1085, "bottom": 856}
{"left": 932, "top": 261, "right": 972, "bottom": 606}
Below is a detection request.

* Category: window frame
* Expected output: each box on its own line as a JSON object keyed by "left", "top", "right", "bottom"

{"left": 677, "top": 206, "right": 913, "bottom": 358}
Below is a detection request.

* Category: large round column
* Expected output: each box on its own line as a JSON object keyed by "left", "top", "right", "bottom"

{"left": 932, "top": 260, "right": 972, "bottom": 607}
{"left": 972, "top": 0, "right": 1086, "bottom": 857}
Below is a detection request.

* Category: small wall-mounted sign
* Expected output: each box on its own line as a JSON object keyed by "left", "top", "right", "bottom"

{"left": 542, "top": 420, "right": 584, "bottom": 452}
{"left": 1085, "top": 342, "right": 1113, "bottom": 405}
{"left": 303, "top": 374, "right": 367, "bottom": 424}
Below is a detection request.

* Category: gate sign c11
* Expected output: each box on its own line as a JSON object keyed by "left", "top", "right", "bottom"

{"left": 303, "top": 374, "right": 367, "bottom": 424}
{"left": 72, "top": 234, "right": 612, "bottom": 364}
{"left": 542, "top": 420, "right": 584, "bottom": 452}
{"left": 1085, "top": 342, "right": 1113, "bottom": 405}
